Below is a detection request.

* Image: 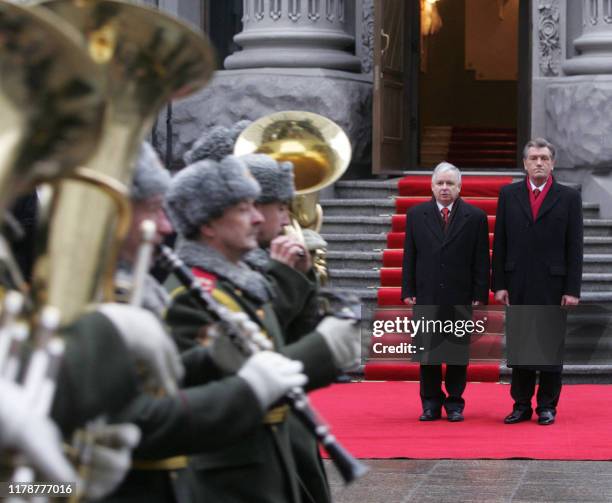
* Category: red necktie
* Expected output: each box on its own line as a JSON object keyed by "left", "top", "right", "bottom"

{"left": 533, "top": 188, "right": 541, "bottom": 199}
{"left": 441, "top": 207, "right": 450, "bottom": 229}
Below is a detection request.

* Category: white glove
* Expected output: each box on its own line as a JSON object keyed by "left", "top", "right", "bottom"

{"left": 0, "top": 379, "right": 77, "bottom": 482}
{"left": 97, "top": 304, "right": 184, "bottom": 395}
{"left": 302, "top": 229, "right": 327, "bottom": 251}
{"left": 316, "top": 316, "right": 361, "bottom": 371}
{"left": 207, "top": 310, "right": 274, "bottom": 374}
{"left": 238, "top": 351, "right": 307, "bottom": 410}
{"left": 84, "top": 423, "right": 141, "bottom": 500}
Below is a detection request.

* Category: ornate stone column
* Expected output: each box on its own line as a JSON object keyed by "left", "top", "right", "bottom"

{"left": 563, "top": 0, "right": 612, "bottom": 74}
{"left": 224, "top": 0, "right": 361, "bottom": 71}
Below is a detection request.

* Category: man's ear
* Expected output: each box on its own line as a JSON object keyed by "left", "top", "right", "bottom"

{"left": 200, "top": 222, "right": 215, "bottom": 239}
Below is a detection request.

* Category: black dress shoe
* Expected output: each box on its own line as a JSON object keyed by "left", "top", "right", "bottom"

{"left": 447, "top": 410, "right": 464, "bottom": 422}
{"left": 538, "top": 410, "right": 555, "bottom": 425}
{"left": 504, "top": 409, "right": 532, "bottom": 424}
{"left": 419, "top": 409, "right": 441, "bottom": 421}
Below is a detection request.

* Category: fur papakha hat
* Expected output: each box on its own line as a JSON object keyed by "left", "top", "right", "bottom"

{"left": 130, "top": 142, "right": 171, "bottom": 201}
{"left": 165, "top": 156, "right": 261, "bottom": 238}
{"left": 183, "top": 120, "right": 254, "bottom": 165}
{"left": 240, "top": 154, "right": 295, "bottom": 204}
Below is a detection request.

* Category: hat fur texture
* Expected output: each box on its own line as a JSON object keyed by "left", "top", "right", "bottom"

{"left": 183, "top": 120, "right": 252, "bottom": 165}
{"left": 240, "top": 154, "right": 295, "bottom": 204}
{"left": 165, "top": 156, "right": 261, "bottom": 238}
{"left": 131, "top": 142, "right": 171, "bottom": 201}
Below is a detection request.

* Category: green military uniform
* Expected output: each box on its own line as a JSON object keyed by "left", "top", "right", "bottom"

{"left": 245, "top": 251, "right": 333, "bottom": 503}
{"left": 102, "top": 271, "right": 269, "bottom": 503}
{"left": 52, "top": 311, "right": 140, "bottom": 437}
{"left": 164, "top": 240, "right": 337, "bottom": 503}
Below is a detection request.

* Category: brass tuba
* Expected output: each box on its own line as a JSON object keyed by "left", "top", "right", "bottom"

{"left": 0, "top": 0, "right": 107, "bottom": 290}
{"left": 234, "top": 111, "right": 352, "bottom": 282}
{"left": 30, "top": 0, "right": 215, "bottom": 323}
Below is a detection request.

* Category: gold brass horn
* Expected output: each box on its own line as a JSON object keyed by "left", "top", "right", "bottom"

{"left": 0, "top": 0, "right": 106, "bottom": 291}
{"left": 234, "top": 111, "right": 351, "bottom": 283}
{"left": 31, "top": 0, "right": 215, "bottom": 323}
{"left": 0, "top": 0, "right": 105, "bottom": 212}
{"left": 233, "top": 111, "right": 351, "bottom": 232}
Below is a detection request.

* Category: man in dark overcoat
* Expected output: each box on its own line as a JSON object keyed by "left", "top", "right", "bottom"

{"left": 492, "top": 137, "right": 583, "bottom": 426}
{"left": 402, "top": 162, "right": 490, "bottom": 422}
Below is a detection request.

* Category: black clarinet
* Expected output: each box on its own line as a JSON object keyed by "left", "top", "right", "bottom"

{"left": 157, "top": 244, "right": 368, "bottom": 484}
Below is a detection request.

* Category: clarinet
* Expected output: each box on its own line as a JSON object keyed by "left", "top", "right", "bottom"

{"left": 157, "top": 244, "right": 368, "bottom": 484}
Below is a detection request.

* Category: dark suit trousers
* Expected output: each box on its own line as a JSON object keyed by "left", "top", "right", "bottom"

{"left": 420, "top": 364, "right": 467, "bottom": 412}
{"left": 510, "top": 368, "right": 562, "bottom": 414}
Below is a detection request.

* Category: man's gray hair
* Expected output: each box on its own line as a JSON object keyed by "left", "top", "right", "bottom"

{"left": 523, "top": 138, "right": 556, "bottom": 160}
{"left": 432, "top": 161, "right": 462, "bottom": 184}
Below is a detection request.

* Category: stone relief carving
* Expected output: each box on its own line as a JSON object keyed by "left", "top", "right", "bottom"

{"left": 254, "top": 0, "right": 264, "bottom": 21}
{"left": 308, "top": 0, "right": 321, "bottom": 21}
{"left": 288, "top": 0, "right": 301, "bottom": 22}
{"left": 242, "top": 0, "right": 249, "bottom": 22}
{"left": 270, "top": 0, "right": 282, "bottom": 20}
{"left": 538, "top": 0, "right": 561, "bottom": 76}
{"left": 588, "top": 0, "right": 598, "bottom": 25}
{"left": 326, "top": 0, "right": 335, "bottom": 22}
{"left": 604, "top": 0, "right": 612, "bottom": 23}
{"left": 361, "top": 0, "right": 374, "bottom": 74}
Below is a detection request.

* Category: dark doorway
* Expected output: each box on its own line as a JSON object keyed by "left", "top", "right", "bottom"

{"left": 417, "top": 0, "right": 525, "bottom": 170}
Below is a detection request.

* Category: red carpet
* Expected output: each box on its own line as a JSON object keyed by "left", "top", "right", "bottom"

{"left": 311, "top": 382, "right": 612, "bottom": 460}
{"left": 365, "top": 175, "right": 513, "bottom": 381}
{"left": 364, "top": 363, "right": 500, "bottom": 382}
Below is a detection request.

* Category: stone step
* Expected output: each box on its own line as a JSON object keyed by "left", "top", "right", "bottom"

{"left": 334, "top": 178, "right": 582, "bottom": 199}
{"left": 321, "top": 216, "right": 612, "bottom": 236}
{"left": 322, "top": 216, "right": 392, "bottom": 234}
{"left": 328, "top": 269, "right": 612, "bottom": 291}
{"left": 322, "top": 234, "right": 612, "bottom": 253}
{"left": 330, "top": 288, "right": 612, "bottom": 314}
{"left": 327, "top": 251, "right": 382, "bottom": 269}
{"left": 326, "top": 252, "right": 612, "bottom": 273}
{"left": 582, "top": 237, "right": 612, "bottom": 253}
{"left": 320, "top": 199, "right": 599, "bottom": 218}
{"left": 321, "top": 198, "right": 395, "bottom": 217}
{"left": 584, "top": 254, "right": 612, "bottom": 272}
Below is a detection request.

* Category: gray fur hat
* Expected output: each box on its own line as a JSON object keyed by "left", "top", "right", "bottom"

{"left": 131, "top": 142, "right": 171, "bottom": 201}
{"left": 165, "top": 155, "right": 261, "bottom": 238}
{"left": 241, "top": 154, "right": 295, "bottom": 204}
{"left": 183, "top": 120, "right": 253, "bottom": 165}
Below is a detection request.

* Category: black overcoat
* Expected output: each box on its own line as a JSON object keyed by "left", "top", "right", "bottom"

{"left": 491, "top": 179, "right": 583, "bottom": 305}
{"left": 401, "top": 197, "right": 490, "bottom": 305}
{"left": 491, "top": 179, "right": 583, "bottom": 370}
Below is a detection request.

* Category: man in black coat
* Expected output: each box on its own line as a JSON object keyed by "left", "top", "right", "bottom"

{"left": 402, "top": 162, "right": 490, "bottom": 422}
{"left": 492, "top": 137, "right": 583, "bottom": 426}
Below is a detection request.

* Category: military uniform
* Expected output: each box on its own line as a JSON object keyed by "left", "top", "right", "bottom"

{"left": 245, "top": 251, "right": 333, "bottom": 503}
{"left": 165, "top": 240, "right": 337, "bottom": 503}
{"left": 103, "top": 269, "right": 269, "bottom": 503}
{"left": 51, "top": 311, "right": 140, "bottom": 436}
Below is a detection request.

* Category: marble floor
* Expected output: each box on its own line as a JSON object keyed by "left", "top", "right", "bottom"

{"left": 324, "top": 459, "right": 612, "bottom": 503}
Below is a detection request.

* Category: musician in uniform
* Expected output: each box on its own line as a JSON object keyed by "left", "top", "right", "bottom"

{"left": 164, "top": 155, "right": 359, "bottom": 503}
{"left": 101, "top": 142, "right": 307, "bottom": 503}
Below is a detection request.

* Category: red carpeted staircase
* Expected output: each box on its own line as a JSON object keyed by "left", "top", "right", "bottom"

{"left": 365, "top": 175, "right": 513, "bottom": 382}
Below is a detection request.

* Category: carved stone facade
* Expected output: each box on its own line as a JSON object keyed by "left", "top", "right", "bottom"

{"left": 154, "top": 69, "right": 372, "bottom": 172}
{"left": 360, "top": 0, "right": 374, "bottom": 74}
{"left": 563, "top": 0, "right": 612, "bottom": 74}
{"left": 537, "top": 0, "right": 562, "bottom": 76}
{"left": 224, "top": 0, "right": 361, "bottom": 71}
{"left": 527, "top": 0, "right": 612, "bottom": 215}
{"left": 546, "top": 79, "right": 612, "bottom": 167}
